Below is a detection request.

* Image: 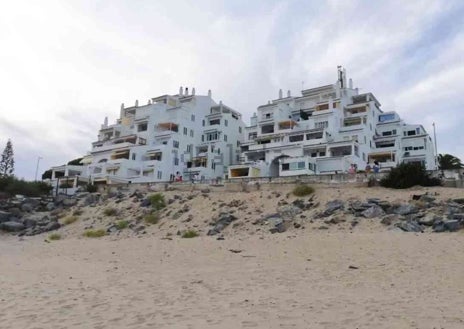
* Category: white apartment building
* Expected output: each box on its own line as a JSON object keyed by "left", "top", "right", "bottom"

{"left": 229, "top": 67, "right": 436, "bottom": 178}
{"left": 50, "top": 87, "right": 244, "bottom": 185}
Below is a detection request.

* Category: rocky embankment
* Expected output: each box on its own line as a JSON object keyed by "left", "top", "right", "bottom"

{"left": 1, "top": 186, "right": 464, "bottom": 239}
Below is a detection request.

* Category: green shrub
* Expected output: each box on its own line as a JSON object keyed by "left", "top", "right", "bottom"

{"left": 0, "top": 176, "right": 52, "bottom": 197}
{"left": 48, "top": 233, "right": 61, "bottom": 240}
{"left": 144, "top": 212, "right": 159, "bottom": 225}
{"left": 115, "top": 220, "right": 129, "bottom": 230}
{"left": 380, "top": 163, "right": 441, "bottom": 189}
{"left": 86, "top": 184, "right": 98, "bottom": 193}
{"left": 72, "top": 209, "right": 83, "bottom": 216}
{"left": 182, "top": 230, "right": 199, "bottom": 238}
{"left": 63, "top": 216, "right": 78, "bottom": 225}
{"left": 292, "top": 184, "right": 315, "bottom": 197}
{"left": 103, "top": 207, "right": 118, "bottom": 216}
{"left": 148, "top": 193, "right": 166, "bottom": 210}
{"left": 83, "top": 229, "right": 106, "bottom": 238}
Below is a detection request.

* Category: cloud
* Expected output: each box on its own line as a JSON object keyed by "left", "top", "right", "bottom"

{"left": 0, "top": 0, "right": 463, "bottom": 179}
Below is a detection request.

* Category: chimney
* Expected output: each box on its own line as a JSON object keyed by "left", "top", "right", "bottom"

{"left": 343, "top": 68, "right": 347, "bottom": 89}
{"left": 208, "top": 89, "right": 212, "bottom": 97}
{"left": 135, "top": 100, "right": 139, "bottom": 107}
{"left": 185, "top": 87, "right": 189, "bottom": 96}
{"left": 279, "top": 89, "right": 283, "bottom": 99}
{"left": 179, "top": 86, "right": 183, "bottom": 96}
{"left": 349, "top": 78, "right": 353, "bottom": 89}
{"left": 250, "top": 113, "right": 257, "bottom": 126}
{"left": 148, "top": 99, "right": 151, "bottom": 105}
{"left": 192, "top": 87, "right": 195, "bottom": 96}
{"left": 120, "top": 103, "right": 124, "bottom": 118}
{"left": 287, "top": 90, "right": 291, "bottom": 97}
{"left": 103, "top": 116, "right": 108, "bottom": 127}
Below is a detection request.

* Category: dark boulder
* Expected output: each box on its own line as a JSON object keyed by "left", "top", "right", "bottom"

{"left": 1, "top": 221, "right": 25, "bottom": 232}
{"left": 395, "top": 220, "right": 423, "bottom": 232}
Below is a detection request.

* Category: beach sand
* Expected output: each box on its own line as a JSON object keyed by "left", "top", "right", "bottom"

{"left": 1, "top": 185, "right": 464, "bottom": 328}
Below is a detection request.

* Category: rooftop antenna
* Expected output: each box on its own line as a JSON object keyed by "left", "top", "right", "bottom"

{"left": 301, "top": 81, "right": 305, "bottom": 90}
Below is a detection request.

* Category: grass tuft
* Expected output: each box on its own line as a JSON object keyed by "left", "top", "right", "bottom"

{"left": 83, "top": 229, "right": 106, "bottom": 238}
{"left": 63, "top": 216, "right": 78, "bottom": 225}
{"left": 182, "top": 230, "right": 199, "bottom": 238}
{"left": 115, "top": 220, "right": 129, "bottom": 230}
{"left": 144, "top": 212, "right": 160, "bottom": 225}
{"left": 48, "top": 233, "right": 61, "bottom": 240}
{"left": 148, "top": 193, "right": 166, "bottom": 211}
{"left": 292, "top": 184, "right": 315, "bottom": 197}
{"left": 103, "top": 207, "right": 118, "bottom": 216}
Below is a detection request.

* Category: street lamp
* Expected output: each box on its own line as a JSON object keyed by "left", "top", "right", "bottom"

{"left": 35, "top": 156, "right": 43, "bottom": 181}
{"left": 432, "top": 123, "right": 438, "bottom": 168}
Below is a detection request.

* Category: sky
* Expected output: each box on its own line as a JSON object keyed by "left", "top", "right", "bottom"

{"left": 1, "top": 0, "right": 463, "bottom": 180}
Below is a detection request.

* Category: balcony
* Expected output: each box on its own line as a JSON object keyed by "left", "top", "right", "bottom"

{"left": 92, "top": 142, "right": 135, "bottom": 153}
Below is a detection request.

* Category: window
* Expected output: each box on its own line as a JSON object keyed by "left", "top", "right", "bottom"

{"left": 202, "top": 120, "right": 205, "bottom": 126}
{"left": 137, "top": 123, "right": 147, "bottom": 132}
{"left": 131, "top": 153, "right": 136, "bottom": 160}
{"left": 183, "top": 127, "right": 188, "bottom": 135}
{"left": 162, "top": 141, "right": 168, "bottom": 145}
{"left": 207, "top": 132, "right": 219, "bottom": 141}
{"left": 224, "top": 135, "right": 227, "bottom": 142}
{"left": 261, "top": 124, "right": 274, "bottom": 134}
{"left": 138, "top": 137, "right": 146, "bottom": 145}
{"left": 190, "top": 129, "right": 194, "bottom": 137}
{"left": 289, "top": 135, "right": 304, "bottom": 142}
{"left": 217, "top": 148, "right": 220, "bottom": 154}
{"left": 315, "top": 121, "right": 328, "bottom": 129}
{"left": 157, "top": 171, "right": 162, "bottom": 179}
{"left": 187, "top": 145, "right": 191, "bottom": 153}
{"left": 282, "top": 163, "right": 290, "bottom": 171}
{"left": 210, "top": 119, "right": 220, "bottom": 125}
{"left": 319, "top": 151, "right": 326, "bottom": 157}
{"left": 239, "top": 127, "right": 242, "bottom": 133}
{"left": 201, "top": 135, "right": 204, "bottom": 142}
{"left": 174, "top": 158, "right": 179, "bottom": 165}
{"left": 191, "top": 114, "right": 195, "bottom": 122}
{"left": 173, "top": 140, "right": 179, "bottom": 148}
{"left": 211, "top": 162, "right": 216, "bottom": 170}
{"left": 379, "top": 113, "right": 395, "bottom": 122}
{"left": 225, "top": 119, "right": 228, "bottom": 127}
{"left": 306, "top": 132, "right": 323, "bottom": 140}
{"left": 249, "top": 132, "right": 257, "bottom": 140}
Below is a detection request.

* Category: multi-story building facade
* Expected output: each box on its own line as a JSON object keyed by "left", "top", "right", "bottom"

{"left": 49, "top": 67, "right": 436, "bottom": 188}
{"left": 51, "top": 87, "right": 245, "bottom": 185}
{"left": 229, "top": 67, "right": 436, "bottom": 178}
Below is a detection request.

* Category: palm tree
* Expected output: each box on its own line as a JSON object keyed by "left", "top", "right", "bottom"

{"left": 438, "top": 154, "right": 464, "bottom": 170}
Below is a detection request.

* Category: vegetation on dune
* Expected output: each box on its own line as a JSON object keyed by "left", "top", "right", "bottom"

{"left": 103, "top": 207, "right": 118, "bottom": 216}
{"left": 438, "top": 153, "right": 463, "bottom": 170}
{"left": 115, "top": 220, "right": 129, "bottom": 230}
{"left": 48, "top": 233, "right": 61, "bottom": 240}
{"left": 148, "top": 193, "right": 166, "bottom": 210}
{"left": 83, "top": 229, "right": 106, "bottom": 238}
{"left": 182, "top": 230, "right": 199, "bottom": 238}
{"left": 292, "top": 184, "right": 315, "bottom": 197}
{"left": 380, "top": 162, "right": 441, "bottom": 189}
{"left": 144, "top": 212, "right": 160, "bottom": 225}
{"left": 63, "top": 216, "right": 79, "bottom": 225}
{"left": 0, "top": 176, "right": 52, "bottom": 197}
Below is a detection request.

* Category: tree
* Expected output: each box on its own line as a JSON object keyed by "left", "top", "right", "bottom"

{"left": 0, "top": 139, "right": 14, "bottom": 177}
{"left": 438, "top": 154, "right": 463, "bottom": 170}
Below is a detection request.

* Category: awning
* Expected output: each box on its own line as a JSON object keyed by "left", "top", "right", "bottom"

{"left": 81, "top": 156, "right": 93, "bottom": 164}
{"left": 146, "top": 150, "right": 162, "bottom": 155}
{"left": 112, "top": 149, "right": 129, "bottom": 155}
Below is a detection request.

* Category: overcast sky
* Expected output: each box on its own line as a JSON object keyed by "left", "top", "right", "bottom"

{"left": 1, "top": 0, "right": 463, "bottom": 179}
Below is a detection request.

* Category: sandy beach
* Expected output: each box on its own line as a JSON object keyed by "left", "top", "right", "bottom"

{"left": 1, "top": 185, "right": 464, "bottom": 328}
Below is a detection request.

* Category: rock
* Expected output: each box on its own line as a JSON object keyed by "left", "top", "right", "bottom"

{"left": 269, "top": 222, "right": 286, "bottom": 234}
{"left": 418, "top": 213, "right": 440, "bottom": 226}
{"left": 361, "top": 205, "right": 385, "bottom": 218}
{"left": 451, "top": 213, "right": 464, "bottom": 220}
{"left": 393, "top": 204, "right": 418, "bottom": 216}
{"left": 207, "top": 213, "right": 237, "bottom": 235}
{"left": 201, "top": 188, "right": 210, "bottom": 194}
{"left": 395, "top": 220, "right": 423, "bottom": 233}
{"left": 1, "top": 221, "right": 25, "bottom": 232}
{"left": 381, "top": 214, "right": 398, "bottom": 226}
{"left": 84, "top": 194, "right": 100, "bottom": 206}
{"left": 21, "top": 203, "right": 34, "bottom": 213}
{"left": 444, "top": 220, "right": 462, "bottom": 232}
{"left": 140, "top": 198, "right": 151, "bottom": 207}
{"left": 8, "top": 207, "right": 22, "bottom": 217}
{"left": 366, "top": 198, "right": 381, "bottom": 204}
{"left": 107, "top": 225, "right": 118, "bottom": 233}
{"left": 22, "top": 218, "right": 37, "bottom": 228}
{"left": 322, "top": 200, "right": 344, "bottom": 216}
{"left": 452, "top": 198, "right": 464, "bottom": 205}
{"left": 324, "top": 216, "right": 344, "bottom": 224}
{"left": 0, "top": 210, "right": 11, "bottom": 223}
{"left": 43, "top": 221, "right": 61, "bottom": 232}
{"left": 277, "top": 205, "right": 302, "bottom": 219}
{"left": 46, "top": 202, "right": 55, "bottom": 211}
{"left": 432, "top": 221, "right": 446, "bottom": 233}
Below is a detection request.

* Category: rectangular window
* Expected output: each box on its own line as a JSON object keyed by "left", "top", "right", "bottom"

{"left": 173, "top": 140, "right": 179, "bottom": 148}
{"left": 289, "top": 135, "right": 304, "bottom": 142}
{"left": 282, "top": 163, "right": 289, "bottom": 171}
{"left": 191, "top": 114, "right": 195, "bottom": 122}
{"left": 137, "top": 123, "right": 147, "bottom": 132}
{"left": 239, "top": 127, "right": 242, "bottom": 133}
{"left": 210, "top": 119, "right": 220, "bottom": 125}
{"left": 211, "top": 162, "right": 216, "bottom": 170}
{"left": 249, "top": 132, "right": 257, "bottom": 140}
{"left": 207, "top": 132, "right": 219, "bottom": 141}
{"left": 306, "top": 132, "right": 323, "bottom": 140}
{"left": 174, "top": 158, "right": 179, "bottom": 165}
{"left": 201, "top": 135, "right": 204, "bottom": 142}
{"left": 157, "top": 171, "right": 162, "bottom": 179}
{"left": 183, "top": 127, "right": 188, "bottom": 135}
{"left": 224, "top": 135, "right": 227, "bottom": 142}
{"left": 261, "top": 124, "right": 274, "bottom": 134}
{"left": 315, "top": 121, "right": 328, "bottom": 129}
{"left": 187, "top": 145, "right": 191, "bottom": 152}
{"left": 190, "top": 129, "right": 194, "bottom": 137}
{"left": 202, "top": 120, "right": 205, "bottom": 126}
{"left": 225, "top": 119, "right": 228, "bottom": 127}
{"left": 131, "top": 153, "right": 136, "bottom": 160}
